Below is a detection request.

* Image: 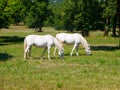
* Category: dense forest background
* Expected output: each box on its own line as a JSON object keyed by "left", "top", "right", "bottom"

{"left": 0, "top": 0, "right": 120, "bottom": 36}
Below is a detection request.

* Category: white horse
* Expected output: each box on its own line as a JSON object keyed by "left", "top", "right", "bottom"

{"left": 54, "top": 33, "right": 91, "bottom": 56}
{"left": 24, "top": 35, "right": 64, "bottom": 60}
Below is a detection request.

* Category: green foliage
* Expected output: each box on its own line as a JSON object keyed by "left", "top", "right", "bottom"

{"left": 100, "top": 0, "right": 118, "bottom": 36}
{"left": 47, "top": 0, "right": 118, "bottom": 36}
{"left": 0, "top": 0, "right": 30, "bottom": 28}
{"left": 0, "top": 0, "right": 11, "bottom": 29}
{"left": 101, "top": 0, "right": 117, "bottom": 18}
{"left": 7, "top": 0, "right": 26, "bottom": 24}
{"left": 0, "top": 13, "right": 11, "bottom": 29}
{"left": 0, "top": 0, "right": 49, "bottom": 30}
{"left": 0, "top": 0, "right": 118, "bottom": 35}
{"left": 25, "top": 0, "right": 49, "bottom": 31}
{"left": 50, "top": 0, "right": 103, "bottom": 34}
{"left": 48, "top": 0, "right": 67, "bottom": 30}
{"left": 44, "top": 5, "right": 54, "bottom": 27}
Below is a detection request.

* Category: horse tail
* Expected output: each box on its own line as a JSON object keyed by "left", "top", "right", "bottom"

{"left": 24, "top": 37, "right": 27, "bottom": 52}
{"left": 55, "top": 34, "right": 58, "bottom": 39}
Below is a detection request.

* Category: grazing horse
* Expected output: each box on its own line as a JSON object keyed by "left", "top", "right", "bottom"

{"left": 54, "top": 33, "right": 91, "bottom": 56}
{"left": 24, "top": 35, "right": 64, "bottom": 60}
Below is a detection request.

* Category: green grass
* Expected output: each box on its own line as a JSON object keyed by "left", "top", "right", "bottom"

{"left": 0, "top": 26, "right": 120, "bottom": 90}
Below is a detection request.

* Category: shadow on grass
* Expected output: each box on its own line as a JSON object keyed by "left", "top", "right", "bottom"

{"left": 32, "top": 56, "right": 57, "bottom": 60}
{"left": 24, "top": 56, "right": 64, "bottom": 60}
{"left": 0, "top": 53, "right": 13, "bottom": 61}
{"left": 0, "top": 36, "right": 24, "bottom": 43}
{"left": 0, "top": 43, "right": 8, "bottom": 46}
{"left": 91, "top": 45, "right": 120, "bottom": 51}
{"left": 64, "top": 53, "right": 87, "bottom": 57}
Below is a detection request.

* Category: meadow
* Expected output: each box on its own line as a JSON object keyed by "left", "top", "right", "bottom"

{"left": 0, "top": 25, "right": 120, "bottom": 90}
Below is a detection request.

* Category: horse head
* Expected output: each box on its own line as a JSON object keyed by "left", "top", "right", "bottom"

{"left": 58, "top": 48, "right": 64, "bottom": 59}
{"left": 85, "top": 45, "right": 91, "bottom": 55}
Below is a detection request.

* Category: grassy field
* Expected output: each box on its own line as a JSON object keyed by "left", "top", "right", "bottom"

{"left": 0, "top": 25, "right": 120, "bottom": 90}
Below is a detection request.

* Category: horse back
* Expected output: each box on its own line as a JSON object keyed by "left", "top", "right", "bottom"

{"left": 25, "top": 35, "right": 54, "bottom": 47}
{"left": 56, "top": 33, "right": 80, "bottom": 44}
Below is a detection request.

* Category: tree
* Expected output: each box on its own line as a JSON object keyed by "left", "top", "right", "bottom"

{"left": 112, "top": 0, "right": 120, "bottom": 37}
{"left": 56, "top": 0, "right": 101, "bottom": 36}
{"left": 7, "top": 0, "right": 26, "bottom": 25}
{"left": 117, "top": 0, "right": 120, "bottom": 37}
{"left": 25, "top": 0, "right": 49, "bottom": 32}
{"left": 75, "top": 0, "right": 101, "bottom": 36}
{"left": 48, "top": 0, "right": 67, "bottom": 30}
{"left": 101, "top": 0, "right": 117, "bottom": 36}
{"left": 0, "top": 0, "right": 11, "bottom": 29}
{"left": 0, "top": 0, "right": 30, "bottom": 29}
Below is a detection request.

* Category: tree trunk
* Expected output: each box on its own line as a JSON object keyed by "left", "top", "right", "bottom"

{"left": 118, "top": 18, "right": 120, "bottom": 37}
{"left": 118, "top": 17, "right": 120, "bottom": 46}
{"left": 104, "top": 18, "right": 110, "bottom": 36}
{"left": 82, "top": 30, "right": 85, "bottom": 36}
{"left": 112, "top": 14, "right": 117, "bottom": 37}
{"left": 37, "top": 27, "right": 42, "bottom": 32}
{"left": 69, "top": 28, "right": 73, "bottom": 32}
{"left": 117, "top": 0, "right": 120, "bottom": 46}
{"left": 82, "top": 30, "right": 89, "bottom": 37}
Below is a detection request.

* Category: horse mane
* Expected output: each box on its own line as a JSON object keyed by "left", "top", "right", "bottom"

{"left": 53, "top": 37, "right": 63, "bottom": 51}
{"left": 79, "top": 34, "right": 89, "bottom": 49}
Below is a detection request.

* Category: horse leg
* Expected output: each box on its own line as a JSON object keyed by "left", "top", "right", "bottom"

{"left": 75, "top": 44, "right": 79, "bottom": 56}
{"left": 70, "top": 44, "right": 77, "bottom": 56}
{"left": 48, "top": 46, "right": 51, "bottom": 60}
{"left": 41, "top": 47, "right": 47, "bottom": 60}
{"left": 25, "top": 46, "right": 32, "bottom": 59}
{"left": 53, "top": 47, "right": 57, "bottom": 57}
{"left": 28, "top": 47, "right": 32, "bottom": 59}
{"left": 24, "top": 48, "right": 27, "bottom": 60}
{"left": 24, "top": 46, "right": 31, "bottom": 60}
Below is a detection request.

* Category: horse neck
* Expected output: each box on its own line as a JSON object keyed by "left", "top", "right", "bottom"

{"left": 80, "top": 37, "right": 88, "bottom": 50}
{"left": 54, "top": 38, "right": 62, "bottom": 50}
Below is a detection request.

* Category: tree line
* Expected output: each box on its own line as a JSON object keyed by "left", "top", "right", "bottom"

{"left": 0, "top": 0, "right": 120, "bottom": 36}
